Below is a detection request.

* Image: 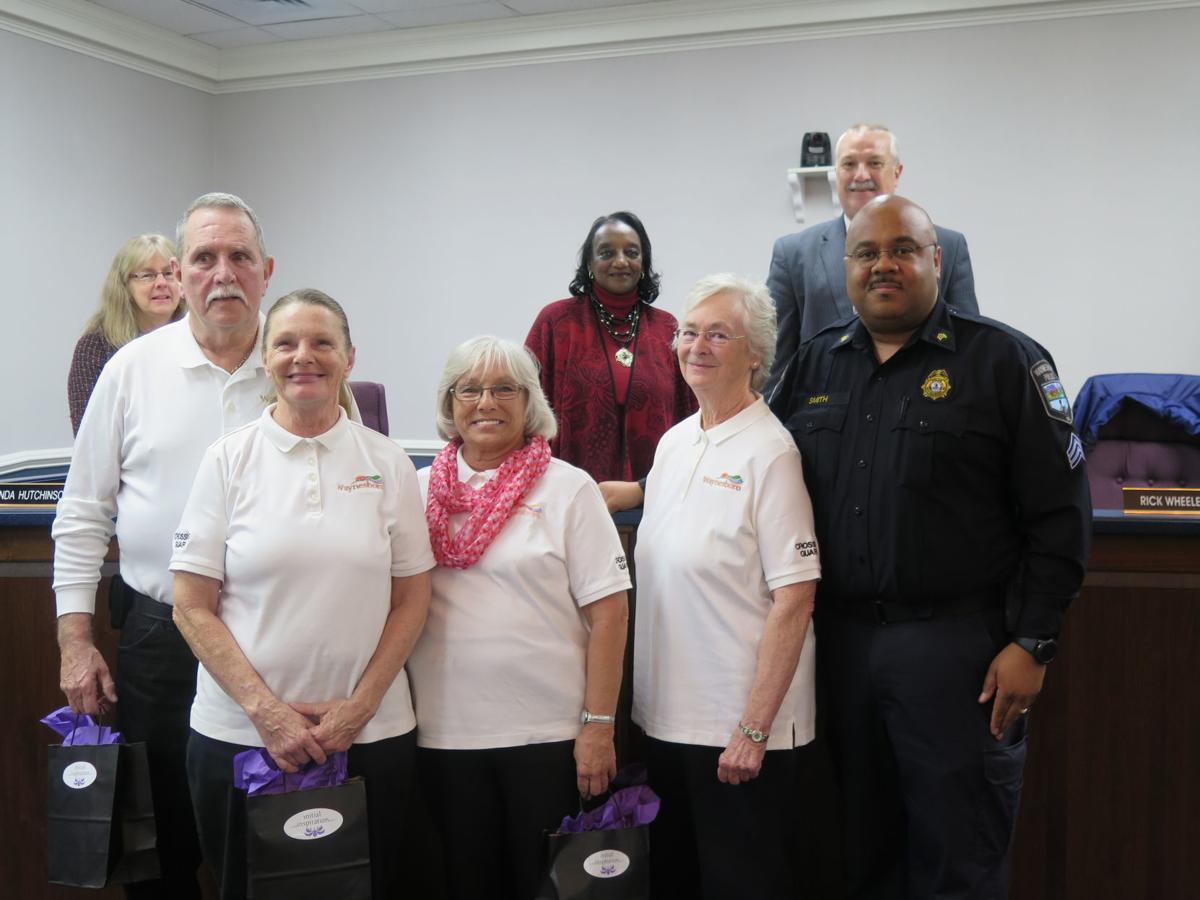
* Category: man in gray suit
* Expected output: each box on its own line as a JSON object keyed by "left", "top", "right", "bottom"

{"left": 764, "top": 123, "right": 977, "bottom": 396}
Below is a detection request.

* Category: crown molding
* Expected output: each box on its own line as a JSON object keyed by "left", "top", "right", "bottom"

{"left": 0, "top": 0, "right": 220, "bottom": 91}
{"left": 2, "top": 0, "right": 1197, "bottom": 94}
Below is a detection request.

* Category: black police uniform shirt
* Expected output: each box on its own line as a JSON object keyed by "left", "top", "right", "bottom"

{"left": 769, "top": 300, "right": 1092, "bottom": 638}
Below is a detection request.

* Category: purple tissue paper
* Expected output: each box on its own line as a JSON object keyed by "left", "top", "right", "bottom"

{"left": 558, "top": 784, "right": 661, "bottom": 833}
{"left": 232, "top": 747, "right": 348, "bottom": 796}
{"left": 40, "top": 706, "right": 122, "bottom": 745}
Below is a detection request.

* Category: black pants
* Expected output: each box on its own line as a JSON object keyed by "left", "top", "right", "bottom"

{"left": 417, "top": 741, "right": 577, "bottom": 900}
{"left": 115, "top": 595, "right": 202, "bottom": 899}
{"left": 642, "top": 736, "right": 803, "bottom": 900}
{"left": 819, "top": 608, "right": 1028, "bottom": 900}
{"left": 187, "top": 728, "right": 421, "bottom": 900}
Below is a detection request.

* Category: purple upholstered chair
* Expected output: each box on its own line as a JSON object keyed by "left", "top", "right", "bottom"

{"left": 1074, "top": 374, "right": 1200, "bottom": 510}
{"left": 349, "top": 381, "right": 390, "bottom": 436}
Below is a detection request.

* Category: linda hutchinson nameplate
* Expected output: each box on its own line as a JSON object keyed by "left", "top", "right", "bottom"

{"left": 0, "top": 481, "right": 64, "bottom": 509}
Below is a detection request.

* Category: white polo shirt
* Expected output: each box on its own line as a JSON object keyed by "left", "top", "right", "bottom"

{"left": 408, "top": 453, "right": 631, "bottom": 750}
{"left": 169, "top": 407, "right": 435, "bottom": 746}
{"left": 54, "top": 314, "right": 273, "bottom": 614}
{"left": 632, "top": 398, "right": 821, "bottom": 750}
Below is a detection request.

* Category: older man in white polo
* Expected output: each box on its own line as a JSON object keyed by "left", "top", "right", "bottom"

{"left": 53, "top": 193, "right": 277, "bottom": 898}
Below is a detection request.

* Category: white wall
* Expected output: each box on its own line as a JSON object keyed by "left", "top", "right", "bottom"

{"left": 0, "top": 28, "right": 214, "bottom": 455}
{"left": 3, "top": 6, "right": 1197, "bottom": 455}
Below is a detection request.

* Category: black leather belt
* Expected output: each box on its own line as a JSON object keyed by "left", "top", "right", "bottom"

{"left": 129, "top": 588, "right": 174, "bottom": 621}
{"left": 824, "top": 589, "right": 1004, "bottom": 626}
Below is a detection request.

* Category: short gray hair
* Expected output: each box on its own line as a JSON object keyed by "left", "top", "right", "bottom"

{"left": 680, "top": 274, "right": 777, "bottom": 392}
{"left": 434, "top": 336, "right": 558, "bottom": 442}
{"left": 176, "top": 192, "right": 267, "bottom": 261}
{"left": 835, "top": 123, "right": 901, "bottom": 164}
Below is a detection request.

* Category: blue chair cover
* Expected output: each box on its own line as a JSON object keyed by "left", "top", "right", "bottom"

{"left": 1073, "top": 374, "right": 1200, "bottom": 446}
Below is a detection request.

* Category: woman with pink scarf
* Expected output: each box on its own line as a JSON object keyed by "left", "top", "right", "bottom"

{"left": 408, "top": 335, "right": 631, "bottom": 900}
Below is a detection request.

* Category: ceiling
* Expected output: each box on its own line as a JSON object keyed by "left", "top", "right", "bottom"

{"left": 86, "top": 0, "right": 667, "bottom": 49}
{"left": 3, "top": 0, "right": 1196, "bottom": 93}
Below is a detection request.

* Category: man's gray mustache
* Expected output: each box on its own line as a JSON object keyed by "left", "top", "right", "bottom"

{"left": 205, "top": 287, "right": 247, "bottom": 308}
{"left": 848, "top": 180, "right": 879, "bottom": 192}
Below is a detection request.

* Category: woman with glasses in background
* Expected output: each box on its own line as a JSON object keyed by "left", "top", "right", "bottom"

{"left": 68, "top": 234, "right": 185, "bottom": 433}
{"left": 525, "top": 211, "right": 695, "bottom": 499}
{"left": 408, "top": 335, "right": 630, "bottom": 900}
{"left": 632, "top": 274, "right": 822, "bottom": 900}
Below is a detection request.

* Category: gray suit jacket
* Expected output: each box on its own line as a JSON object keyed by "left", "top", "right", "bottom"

{"left": 764, "top": 216, "right": 977, "bottom": 396}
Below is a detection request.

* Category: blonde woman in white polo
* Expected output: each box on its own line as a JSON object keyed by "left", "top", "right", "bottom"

{"left": 407, "top": 335, "right": 630, "bottom": 900}
{"left": 633, "top": 274, "right": 822, "bottom": 900}
{"left": 170, "top": 290, "right": 434, "bottom": 900}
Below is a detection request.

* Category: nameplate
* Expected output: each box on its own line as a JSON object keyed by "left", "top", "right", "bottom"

{"left": 1122, "top": 486, "right": 1200, "bottom": 516}
{"left": 0, "top": 481, "right": 65, "bottom": 508}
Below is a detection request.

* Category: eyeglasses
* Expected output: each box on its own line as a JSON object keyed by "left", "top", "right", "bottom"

{"left": 128, "top": 270, "right": 174, "bottom": 283}
{"left": 450, "top": 383, "right": 522, "bottom": 403}
{"left": 675, "top": 329, "right": 746, "bottom": 347}
{"left": 845, "top": 243, "right": 937, "bottom": 266}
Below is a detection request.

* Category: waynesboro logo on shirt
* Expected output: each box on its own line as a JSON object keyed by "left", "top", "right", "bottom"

{"left": 703, "top": 472, "right": 745, "bottom": 492}
{"left": 337, "top": 474, "right": 384, "bottom": 493}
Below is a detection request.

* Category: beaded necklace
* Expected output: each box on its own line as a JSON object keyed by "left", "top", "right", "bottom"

{"left": 590, "top": 292, "right": 642, "bottom": 367}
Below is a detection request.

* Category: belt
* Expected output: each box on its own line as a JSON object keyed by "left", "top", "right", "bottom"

{"left": 129, "top": 589, "right": 174, "bottom": 622}
{"left": 823, "top": 589, "right": 1004, "bottom": 626}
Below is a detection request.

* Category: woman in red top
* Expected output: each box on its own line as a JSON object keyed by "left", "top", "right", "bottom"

{"left": 525, "top": 211, "right": 695, "bottom": 486}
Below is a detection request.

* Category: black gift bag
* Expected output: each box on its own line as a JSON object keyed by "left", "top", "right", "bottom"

{"left": 245, "top": 776, "right": 371, "bottom": 900}
{"left": 47, "top": 741, "right": 160, "bottom": 887}
{"left": 537, "top": 826, "right": 651, "bottom": 900}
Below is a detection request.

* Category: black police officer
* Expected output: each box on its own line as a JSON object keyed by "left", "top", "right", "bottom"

{"left": 769, "top": 195, "right": 1091, "bottom": 899}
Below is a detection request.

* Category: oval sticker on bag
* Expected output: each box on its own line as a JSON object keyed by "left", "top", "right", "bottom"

{"left": 283, "top": 808, "right": 344, "bottom": 840}
{"left": 582, "top": 849, "right": 630, "bottom": 878}
{"left": 62, "top": 761, "right": 98, "bottom": 789}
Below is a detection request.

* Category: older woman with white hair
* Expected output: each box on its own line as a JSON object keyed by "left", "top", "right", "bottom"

{"left": 632, "top": 274, "right": 822, "bottom": 899}
{"left": 408, "top": 335, "right": 631, "bottom": 900}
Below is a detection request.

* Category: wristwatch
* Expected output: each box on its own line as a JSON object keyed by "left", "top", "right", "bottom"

{"left": 580, "top": 709, "right": 616, "bottom": 726}
{"left": 739, "top": 723, "right": 769, "bottom": 744}
{"left": 1015, "top": 637, "right": 1058, "bottom": 664}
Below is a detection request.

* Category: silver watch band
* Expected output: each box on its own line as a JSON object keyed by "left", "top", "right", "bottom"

{"left": 580, "top": 709, "right": 616, "bottom": 726}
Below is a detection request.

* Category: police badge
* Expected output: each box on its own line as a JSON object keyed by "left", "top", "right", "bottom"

{"left": 921, "top": 369, "right": 952, "bottom": 401}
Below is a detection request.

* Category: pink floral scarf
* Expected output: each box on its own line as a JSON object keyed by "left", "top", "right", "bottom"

{"left": 425, "top": 435, "right": 552, "bottom": 569}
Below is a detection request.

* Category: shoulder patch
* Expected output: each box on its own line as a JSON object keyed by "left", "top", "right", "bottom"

{"left": 1030, "top": 360, "right": 1073, "bottom": 424}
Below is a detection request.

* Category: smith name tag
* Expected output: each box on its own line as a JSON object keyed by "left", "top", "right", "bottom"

{"left": 0, "top": 481, "right": 64, "bottom": 508}
{"left": 1122, "top": 487, "right": 1200, "bottom": 516}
